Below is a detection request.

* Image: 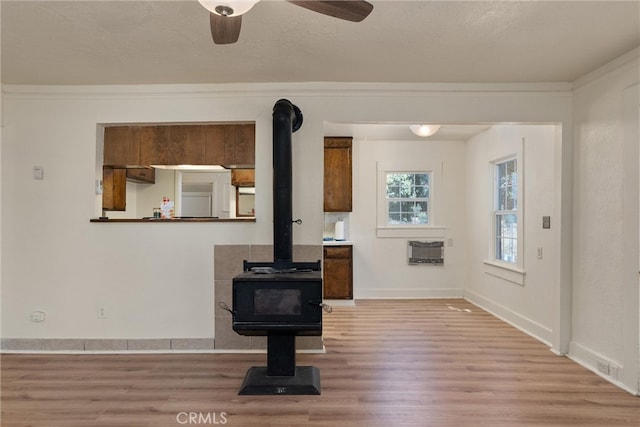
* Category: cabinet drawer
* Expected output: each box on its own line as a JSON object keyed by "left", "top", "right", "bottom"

{"left": 323, "top": 246, "right": 352, "bottom": 259}
{"left": 126, "top": 167, "right": 155, "bottom": 183}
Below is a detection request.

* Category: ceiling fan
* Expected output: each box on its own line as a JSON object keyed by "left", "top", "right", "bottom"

{"left": 198, "top": 0, "right": 374, "bottom": 44}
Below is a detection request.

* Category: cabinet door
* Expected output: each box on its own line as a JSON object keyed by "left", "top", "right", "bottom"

{"left": 204, "top": 125, "right": 226, "bottom": 165}
{"left": 223, "top": 124, "right": 256, "bottom": 167}
{"left": 102, "top": 167, "right": 126, "bottom": 211}
{"left": 104, "top": 126, "right": 140, "bottom": 166}
{"left": 171, "top": 125, "right": 206, "bottom": 165}
{"left": 231, "top": 168, "right": 255, "bottom": 187}
{"left": 139, "top": 125, "right": 183, "bottom": 165}
{"left": 233, "top": 123, "right": 256, "bottom": 166}
{"left": 205, "top": 123, "right": 256, "bottom": 166}
{"left": 140, "top": 126, "right": 180, "bottom": 165}
{"left": 324, "top": 137, "right": 352, "bottom": 212}
{"left": 133, "top": 126, "right": 155, "bottom": 165}
{"left": 145, "top": 125, "right": 206, "bottom": 165}
{"left": 323, "top": 246, "right": 353, "bottom": 299}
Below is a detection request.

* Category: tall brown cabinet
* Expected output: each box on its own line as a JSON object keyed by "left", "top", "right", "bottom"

{"left": 323, "top": 137, "right": 354, "bottom": 299}
{"left": 323, "top": 137, "right": 352, "bottom": 212}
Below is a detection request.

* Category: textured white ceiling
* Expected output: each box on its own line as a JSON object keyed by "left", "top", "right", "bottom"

{"left": 2, "top": 0, "right": 638, "bottom": 85}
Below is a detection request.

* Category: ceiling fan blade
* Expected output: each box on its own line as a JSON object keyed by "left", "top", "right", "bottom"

{"left": 287, "top": 1, "right": 373, "bottom": 22}
{"left": 210, "top": 12, "right": 242, "bottom": 44}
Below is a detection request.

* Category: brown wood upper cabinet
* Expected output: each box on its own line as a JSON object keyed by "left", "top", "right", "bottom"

{"left": 224, "top": 123, "right": 255, "bottom": 167}
{"left": 139, "top": 125, "right": 206, "bottom": 165}
{"left": 103, "top": 126, "right": 154, "bottom": 167}
{"left": 104, "top": 123, "right": 255, "bottom": 167}
{"left": 204, "top": 123, "right": 255, "bottom": 167}
{"left": 231, "top": 169, "right": 255, "bottom": 187}
{"left": 324, "top": 137, "right": 352, "bottom": 212}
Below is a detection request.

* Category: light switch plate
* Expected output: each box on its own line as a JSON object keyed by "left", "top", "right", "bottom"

{"left": 33, "top": 166, "right": 44, "bottom": 180}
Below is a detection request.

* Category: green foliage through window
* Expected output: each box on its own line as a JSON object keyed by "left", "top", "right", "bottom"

{"left": 386, "top": 172, "right": 430, "bottom": 225}
{"left": 494, "top": 159, "right": 517, "bottom": 263}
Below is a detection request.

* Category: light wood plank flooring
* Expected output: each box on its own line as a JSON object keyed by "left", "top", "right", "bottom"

{"left": 2, "top": 299, "right": 638, "bottom": 426}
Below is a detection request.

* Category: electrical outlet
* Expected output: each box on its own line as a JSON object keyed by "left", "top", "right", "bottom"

{"left": 610, "top": 364, "right": 619, "bottom": 380}
{"left": 537, "top": 247, "right": 543, "bottom": 259}
{"left": 596, "top": 360, "right": 610, "bottom": 375}
{"left": 98, "top": 306, "right": 107, "bottom": 319}
{"left": 30, "top": 311, "right": 46, "bottom": 322}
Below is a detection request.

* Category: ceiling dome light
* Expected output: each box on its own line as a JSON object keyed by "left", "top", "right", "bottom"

{"left": 410, "top": 124, "right": 441, "bottom": 137}
{"left": 198, "top": 0, "right": 260, "bottom": 17}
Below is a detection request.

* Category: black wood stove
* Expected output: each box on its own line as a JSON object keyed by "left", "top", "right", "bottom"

{"left": 231, "top": 99, "right": 325, "bottom": 395}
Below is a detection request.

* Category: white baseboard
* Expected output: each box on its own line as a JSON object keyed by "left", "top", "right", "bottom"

{"left": 356, "top": 288, "right": 464, "bottom": 299}
{"left": 463, "top": 289, "right": 553, "bottom": 346}
{"left": 568, "top": 341, "right": 637, "bottom": 395}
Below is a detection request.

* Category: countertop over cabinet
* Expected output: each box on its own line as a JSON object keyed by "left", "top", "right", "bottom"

{"left": 323, "top": 240, "right": 354, "bottom": 246}
{"left": 90, "top": 217, "right": 255, "bottom": 223}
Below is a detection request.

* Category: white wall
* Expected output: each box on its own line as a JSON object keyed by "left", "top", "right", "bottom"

{"left": 351, "top": 138, "right": 467, "bottom": 298}
{"left": 571, "top": 53, "right": 639, "bottom": 394}
{"left": 0, "top": 3, "right": 3, "bottom": 339}
{"left": 464, "top": 125, "right": 558, "bottom": 344}
{"left": 136, "top": 168, "right": 176, "bottom": 218}
{"left": 0, "top": 83, "right": 573, "bottom": 343}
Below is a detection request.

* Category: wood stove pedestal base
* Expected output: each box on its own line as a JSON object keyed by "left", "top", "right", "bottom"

{"left": 238, "top": 366, "right": 321, "bottom": 395}
{"left": 238, "top": 333, "right": 321, "bottom": 395}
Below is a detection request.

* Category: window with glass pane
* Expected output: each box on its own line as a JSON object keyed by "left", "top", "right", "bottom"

{"left": 386, "top": 172, "right": 430, "bottom": 225}
{"left": 494, "top": 159, "right": 517, "bottom": 263}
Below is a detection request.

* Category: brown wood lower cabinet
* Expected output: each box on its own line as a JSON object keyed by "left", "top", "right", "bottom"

{"left": 323, "top": 245, "right": 353, "bottom": 299}
{"left": 102, "top": 167, "right": 126, "bottom": 211}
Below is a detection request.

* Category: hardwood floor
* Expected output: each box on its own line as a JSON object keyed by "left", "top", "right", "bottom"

{"left": 2, "top": 299, "right": 638, "bottom": 426}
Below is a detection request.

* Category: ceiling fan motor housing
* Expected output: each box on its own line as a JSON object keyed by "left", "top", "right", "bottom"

{"left": 215, "top": 5, "right": 234, "bottom": 16}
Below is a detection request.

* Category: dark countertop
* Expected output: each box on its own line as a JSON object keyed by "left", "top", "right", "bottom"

{"left": 90, "top": 217, "right": 255, "bottom": 223}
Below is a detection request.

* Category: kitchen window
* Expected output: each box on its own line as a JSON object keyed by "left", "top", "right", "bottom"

{"left": 385, "top": 172, "right": 430, "bottom": 225}
{"left": 376, "top": 160, "right": 444, "bottom": 238}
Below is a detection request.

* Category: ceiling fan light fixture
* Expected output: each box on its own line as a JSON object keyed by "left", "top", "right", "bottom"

{"left": 198, "top": 0, "right": 259, "bottom": 17}
{"left": 410, "top": 124, "right": 441, "bottom": 137}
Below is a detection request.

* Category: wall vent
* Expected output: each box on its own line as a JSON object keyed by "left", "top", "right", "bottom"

{"left": 408, "top": 240, "right": 444, "bottom": 265}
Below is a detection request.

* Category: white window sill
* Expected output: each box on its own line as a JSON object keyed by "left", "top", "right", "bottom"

{"left": 377, "top": 226, "right": 446, "bottom": 238}
{"left": 483, "top": 260, "right": 525, "bottom": 286}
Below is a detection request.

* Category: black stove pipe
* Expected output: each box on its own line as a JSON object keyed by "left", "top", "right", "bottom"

{"left": 272, "top": 99, "right": 303, "bottom": 266}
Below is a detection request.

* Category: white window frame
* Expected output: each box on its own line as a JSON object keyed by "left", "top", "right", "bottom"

{"left": 377, "top": 160, "right": 445, "bottom": 238}
{"left": 494, "top": 157, "right": 518, "bottom": 264}
{"left": 385, "top": 171, "right": 431, "bottom": 225}
{"left": 484, "top": 153, "right": 524, "bottom": 282}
